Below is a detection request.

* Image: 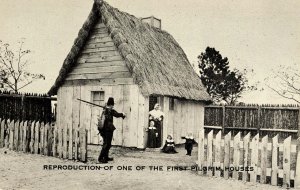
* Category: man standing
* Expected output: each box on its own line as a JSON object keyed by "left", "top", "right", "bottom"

{"left": 98, "top": 97, "right": 125, "bottom": 163}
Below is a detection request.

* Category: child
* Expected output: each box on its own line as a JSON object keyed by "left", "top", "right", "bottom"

{"left": 162, "top": 135, "right": 178, "bottom": 154}
{"left": 181, "top": 133, "right": 196, "bottom": 156}
{"left": 147, "top": 120, "right": 158, "bottom": 148}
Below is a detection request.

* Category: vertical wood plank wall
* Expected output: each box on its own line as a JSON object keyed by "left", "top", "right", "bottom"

{"left": 57, "top": 84, "right": 148, "bottom": 148}
{"left": 57, "top": 88, "right": 205, "bottom": 148}
{"left": 162, "top": 97, "right": 205, "bottom": 144}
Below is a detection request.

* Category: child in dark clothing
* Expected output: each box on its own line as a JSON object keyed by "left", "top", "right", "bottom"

{"left": 162, "top": 135, "right": 178, "bottom": 154}
{"left": 181, "top": 133, "right": 196, "bottom": 156}
{"left": 147, "top": 120, "right": 158, "bottom": 148}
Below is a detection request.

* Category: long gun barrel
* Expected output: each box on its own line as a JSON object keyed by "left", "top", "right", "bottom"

{"left": 77, "top": 98, "right": 106, "bottom": 108}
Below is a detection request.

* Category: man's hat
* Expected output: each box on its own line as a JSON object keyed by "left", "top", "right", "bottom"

{"left": 107, "top": 97, "right": 114, "bottom": 106}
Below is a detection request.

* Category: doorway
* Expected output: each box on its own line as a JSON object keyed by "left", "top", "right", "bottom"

{"left": 148, "top": 95, "right": 163, "bottom": 148}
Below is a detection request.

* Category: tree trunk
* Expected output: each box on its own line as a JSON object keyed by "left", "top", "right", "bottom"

{"left": 14, "top": 79, "right": 18, "bottom": 93}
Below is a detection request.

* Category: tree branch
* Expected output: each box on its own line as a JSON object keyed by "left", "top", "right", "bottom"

{"left": 17, "top": 80, "right": 33, "bottom": 91}
{"left": 267, "top": 84, "right": 300, "bottom": 104}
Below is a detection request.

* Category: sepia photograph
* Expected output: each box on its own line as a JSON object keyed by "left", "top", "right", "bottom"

{"left": 0, "top": 0, "right": 299, "bottom": 189}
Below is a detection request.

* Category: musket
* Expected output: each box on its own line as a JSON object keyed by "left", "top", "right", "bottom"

{"left": 77, "top": 98, "right": 106, "bottom": 109}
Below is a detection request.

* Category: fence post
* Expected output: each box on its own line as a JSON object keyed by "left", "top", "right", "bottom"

{"left": 79, "top": 128, "right": 87, "bottom": 162}
{"left": 0, "top": 119, "right": 4, "bottom": 148}
{"left": 295, "top": 108, "right": 300, "bottom": 188}
{"left": 215, "top": 131, "right": 222, "bottom": 177}
{"left": 283, "top": 136, "right": 291, "bottom": 188}
{"left": 9, "top": 120, "right": 14, "bottom": 150}
{"left": 207, "top": 130, "right": 213, "bottom": 176}
{"left": 52, "top": 123, "right": 58, "bottom": 157}
{"left": 198, "top": 128, "right": 205, "bottom": 175}
{"left": 21, "top": 95, "right": 26, "bottom": 121}
{"left": 222, "top": 105, "right": 226, "bottom": 134}
{"left": 34, "top": 121, "right": 40, "bottom": 154}
{"left": 250, "top": 134, "right": 259, "bottom": 183}
{"left": 271, "top": 135, "right": 278, "bottom": 186}
{"left": 233, "top": 132, "right": 241, "bottom": 180}
{"left": 260, "top": 135, "right": 268, "bottom": 184}
{"left": 224, "top": 132, "right": 231, "bottom": 179}
{"left": 242, "top": 133, "right": 250, "bottom": 182}
{"left": 257, "top": 106, "right": 261, "bottom": 135}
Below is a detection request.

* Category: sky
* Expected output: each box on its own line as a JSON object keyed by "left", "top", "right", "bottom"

{"left": 0, "top": 0, "right": 299, "bottom": 104}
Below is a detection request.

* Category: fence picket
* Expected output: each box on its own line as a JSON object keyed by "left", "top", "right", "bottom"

{"left": 79, "top": 129, "right": 87, "bottom": 162}
{"left": 52, "top": 124, "right": 57, "bottom": 157}
{"left": 19, "top": 121, "right": 24, "bottom": 151}
{"left": 30, "top": 121, "right": 35, "bottom": 153}
{"left": 0, "top": 119, "right": 5, "bottom": 147}
{"left": 9, "top": 120, "right": 15, "bottom": 150}
{"left": 198, "top": 129, "right": 205, "bottom": 175}
{"left": 40, "top": 122, "right": 45, "bottom": 154}
{"left": 74, "top": 128, "right": 79, "bottom": 160}
{"left": 63, "top": 124, "right": 68, "bottom": 159}
{"left": 283, "top": 136, "right": 291, "bottom": 188}
{"left": 224, "top": 132, "right": 231, "bottom": 179}
{"left": 14, "top": 120, "right": 19, "bottom": 151}
{"left": 68, "top": 124, "right": 73, "bottom": 160}
{"left": 242, "top": 133, "right": 250, "bottom": 181}
{"left": 48, "top": 123, "right": 54, "bottom": 156}
{"left": 261, "top": 135, "right": 268, "bottom": 183}
{"left": 250, "top": 134, "right": 259, "bottom": 183}
{"left": 34, "top": 121, "right": 40, "bottom": 154}
{"left": 44, "top": 123, "right": 49, "bottom": 155}
{"left": 58, "top": 127, "right": 63, "bottom": 158}
{"left": 23, "top": 121, "right": 28, "bottom": 152}
{"left": 5, "top": 120, "right": 10, "bottom": 148}
{"left": 271, "top": 135, "right": 278, "bottom": 185}
{"left": 207, "top": 130, "right": 213, "bottom": 176}
{"left": 215, "top": 131, "right": 221, "bottom": 177}
{"left": 233, "top": 132, "right": 241, "bottom": 180}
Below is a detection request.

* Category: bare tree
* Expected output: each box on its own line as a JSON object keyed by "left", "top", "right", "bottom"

{"left": 265, "top": 64, "right": 300, "bottom": 104}
{"left": 0, "top": 39, "right": 45, "bottom": 93}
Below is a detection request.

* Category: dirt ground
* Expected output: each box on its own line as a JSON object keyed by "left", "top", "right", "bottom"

{"left": 0, "top": 146, "right": 284, "bottom": 190}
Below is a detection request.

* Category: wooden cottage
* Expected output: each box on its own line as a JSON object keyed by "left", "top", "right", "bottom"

{"left": 48, "top": 0, "right": 211, "bottom": 148}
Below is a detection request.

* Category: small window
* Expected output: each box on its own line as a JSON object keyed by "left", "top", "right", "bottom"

{"left": 92, "top": 91, "right": 105, "bottom": 106}
{"left": 169, "top": 98, "right": 175, "bottom": 110}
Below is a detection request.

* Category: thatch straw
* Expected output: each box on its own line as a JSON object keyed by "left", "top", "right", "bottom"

{"left": 48, "top": 1, "right": 211, "bottom": 102}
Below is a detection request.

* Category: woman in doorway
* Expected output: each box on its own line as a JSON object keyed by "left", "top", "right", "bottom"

{"left": 149, "top": 103, "right": 164, "bottom": 147}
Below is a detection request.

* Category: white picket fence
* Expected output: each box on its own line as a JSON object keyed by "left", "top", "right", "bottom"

{"left": 198, "top": 129, "right": 300, "bottom": 188}
{"left": 0, "top": 118, "right": 88, "bottom": 162}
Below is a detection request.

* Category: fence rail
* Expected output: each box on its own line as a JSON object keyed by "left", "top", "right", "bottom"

{"left": 0, "top": 118, "right": 87, "bottom": 162}
{"left": 198, "top": 129, "right": 298, "bottom": 188}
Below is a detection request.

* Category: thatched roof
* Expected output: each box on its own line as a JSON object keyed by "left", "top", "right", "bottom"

{"left": 48, "top": 0, "right": 211, "bottom": 102}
